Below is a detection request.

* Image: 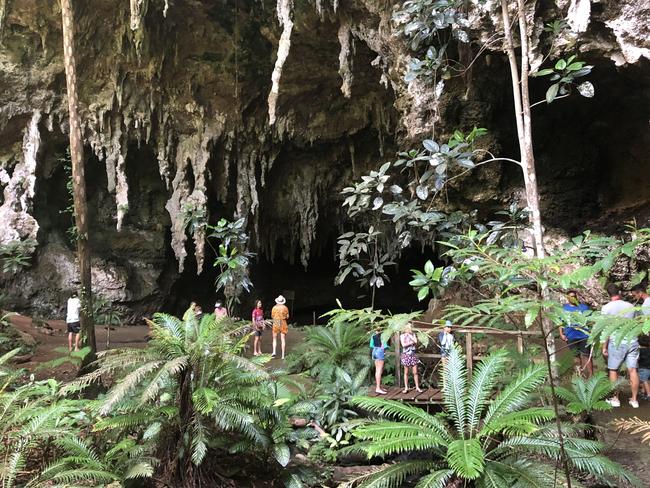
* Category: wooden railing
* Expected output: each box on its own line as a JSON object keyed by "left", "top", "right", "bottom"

{"left": 390, "top": 320, "right": 543, "bottom": 385}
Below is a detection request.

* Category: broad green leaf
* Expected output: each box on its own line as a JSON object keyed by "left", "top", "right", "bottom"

{"left": 417, "top": 287, "right": 430, "bottom": 302}
{"left": 273, "top": 443, "right": 291, "bottom": 467}
{"left": 424, "top": 260, "right": 435, "bottom": 275}
{"left": 554, "top": 59, "right": 567, "bottom": 70}
{"left": 533, "top": 68, "right": 555, "bottom": 77}
{"left": 546, "top": 83, "right": 559, "bottom": 104}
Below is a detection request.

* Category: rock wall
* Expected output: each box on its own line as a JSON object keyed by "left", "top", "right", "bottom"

{"left": 0, "top": 0, "right": 648, "bottom": 318}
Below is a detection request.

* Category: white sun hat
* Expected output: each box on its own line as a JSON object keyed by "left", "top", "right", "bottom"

{"left": 275, "top": 295, "right": 286, "bottom": 304}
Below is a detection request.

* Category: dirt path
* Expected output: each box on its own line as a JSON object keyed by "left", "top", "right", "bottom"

{"left": 8, "top": 314, "right": 149, "bottom": 380}
{"left": 594, "top": 401, "right": 650, "bottom": 486}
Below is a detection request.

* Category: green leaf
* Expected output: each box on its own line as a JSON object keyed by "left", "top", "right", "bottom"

{"left": 417, "top": 287, "right": 430, "bottom": 302}
{"left": 423, "top": 139, "right": 440, "bottom": 152}
{"left": 273, "top": 443, "right": 291, "bottom": 467}
{"left": 424, "top": 260, "right": 435, "bottom": 275}
{"left": 525, "top": 307, "right": 539, "bottom": 327}
{"left": 446, "top": 438, "right": 485, "bottom": 480}
{"left": 533, "top": 68, "right": 555, "bottom": 77}
{"left": 566, "top": 61, "right": 585, "bottom": 71}
{"left": 554, "top": 59, "right": 567, "bottom": 70}
{"left": 546, "top": 83, "right": 559, "bottom": 104}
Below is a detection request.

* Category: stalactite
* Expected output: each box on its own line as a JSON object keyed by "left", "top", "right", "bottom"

{"left": 130, "top": 0, "right": 149, "bottom": 59}
{"left": 0, "top": 0, "right": 6, "bottom": 40}
{"left": 338, "top": 21, "right": 353, "bottom": 98}
{"left": 267, "top": 0, "right": 294, "bottom": 125}
{"left": 0, "top": 111, "right": 41, "bottom": 246}
{"left": 165, "top": 118, "right": 225, "bottom": 274}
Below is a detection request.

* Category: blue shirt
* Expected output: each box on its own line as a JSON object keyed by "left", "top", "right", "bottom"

{"left": 562, "top": 303, "right": 590, "bottom": 340}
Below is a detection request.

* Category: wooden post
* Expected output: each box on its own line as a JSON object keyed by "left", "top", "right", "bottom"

{"left": 465, "top": 332, "right": 473, "bottom": 379}
{"left": 517, "top": 333, "right": 524, "bottom": 355}
{"left": 394, "top": 332, "right": 401, "bottom": 388}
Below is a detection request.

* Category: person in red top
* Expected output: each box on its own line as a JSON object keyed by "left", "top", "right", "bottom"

{"left": 251, "top": 300, "right": 264, "bottom": 356}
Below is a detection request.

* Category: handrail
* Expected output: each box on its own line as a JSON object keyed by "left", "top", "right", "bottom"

{"left": 409, "top": 320, "right": 543, "bottom": 336}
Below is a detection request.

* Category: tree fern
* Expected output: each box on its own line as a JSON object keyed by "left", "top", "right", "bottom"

{"left": 343, "top": 347, "right": 638, "bottom": 488}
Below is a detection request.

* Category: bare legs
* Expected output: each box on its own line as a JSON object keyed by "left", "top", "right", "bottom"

{"left": 374, "top": 359, "right": 386, "bottom": 394}
{"left": 609, "top": 368, "right": 639, "bottom": 403}
{"left": 253, "top": 335, "right": 262, "bottom": 356}
{"left": 403, "top": 365, "right": 421, "bottom": 393}
{"left": 580, "top": 354, "right": 593, "bottom": 378}
{"left": 629, "top": 368, "right": 639, "bottom": 403}
{"left": 271, "top": 332, "right": 286, "bottom": 359}
{"left": 68, "top": 333, "right": 80, "bottom": 353}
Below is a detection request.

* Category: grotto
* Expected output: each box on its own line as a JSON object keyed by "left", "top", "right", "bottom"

{"left": 0, "top": 0, "right": 648, "bottom": 322}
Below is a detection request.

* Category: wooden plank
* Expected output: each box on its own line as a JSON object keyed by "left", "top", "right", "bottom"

{"left": 413, "top": 388, "right": 439, "bottom": 402}
{"left": 465, "top": 332, "right": 473, "bottom": 379}
{"left": 384, "top": 387, "right": 403, "bottom": 400}
{"left": 517, "top": 334, "right": 524, "bottom": 354}
{"left": 399, "top": 388, "right": 422, "bottom": 401}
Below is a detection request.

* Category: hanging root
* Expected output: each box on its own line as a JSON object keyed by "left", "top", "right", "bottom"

{"left": 267, "top": 0, "right": 294, "bottom": 125}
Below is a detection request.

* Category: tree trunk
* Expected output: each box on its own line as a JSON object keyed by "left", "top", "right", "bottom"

{"left": 60, "top": 0, "right": 96, "bottom": 359}
{"left": 501, "top": 3, "right": 569, "bottom": 485}
{"left": 500, "top": 0, "right": 557, "bottom": 367}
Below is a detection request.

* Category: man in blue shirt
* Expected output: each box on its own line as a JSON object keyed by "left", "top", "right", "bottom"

{"left": 560, "top": 290, "right": 593, "bottom": 377}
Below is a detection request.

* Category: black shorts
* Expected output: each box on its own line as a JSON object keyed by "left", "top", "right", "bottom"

{"left": 67, "top": 321, "right": 80, "bottom": 334}
{"left": 254, "top": 329, "right": 263, "bottom": 337}
{"left": 568, "top": 338, "right": 591, "bottom": 357}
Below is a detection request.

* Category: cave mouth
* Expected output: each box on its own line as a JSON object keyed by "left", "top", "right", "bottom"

{"left": 166, "top": 234, "right": 432, "bottom": 323}
{"left": 496, "top": 57, "right": 650, "bottom": 234}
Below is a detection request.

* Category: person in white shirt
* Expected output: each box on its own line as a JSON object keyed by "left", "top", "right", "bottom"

{"left": 66, "top": 292, "right": 81, "bottom": 352}
{"left": 601, "top": 284, "right": 639, "bottom": 408}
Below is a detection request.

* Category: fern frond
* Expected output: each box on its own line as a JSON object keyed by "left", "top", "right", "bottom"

{"left": 466, "top": 351, "right": 507, "bottom": 435}
{"left": 340, "top": 460, "right": 436, "bottom": 488}
{"left": 612, "top": 417, "right": 650, "bottom": 444}
{"left": 483, "top": 363, "right": 546, "bottom": 426}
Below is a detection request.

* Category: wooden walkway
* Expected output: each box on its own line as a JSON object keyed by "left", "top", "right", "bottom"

{"left": 367, "top": 386, "right": 444, "bottom": 404}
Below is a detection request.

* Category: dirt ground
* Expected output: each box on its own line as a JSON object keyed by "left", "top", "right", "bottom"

{"left": 7, "top": 315, "right": 650, "bottom": 486}
{"left": 8, "top": 314, "right": 306, "bottom": 380}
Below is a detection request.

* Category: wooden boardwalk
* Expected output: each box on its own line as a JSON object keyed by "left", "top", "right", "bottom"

{"left": 367, "top": 386, "right": 444, "bottom": 404}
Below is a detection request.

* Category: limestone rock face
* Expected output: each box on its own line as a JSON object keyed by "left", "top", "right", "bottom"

{"left": 0, "top": 0, "right": 648, "bottom": 318}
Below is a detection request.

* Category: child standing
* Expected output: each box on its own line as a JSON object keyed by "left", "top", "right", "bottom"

{"left": 400, "top": 324, "right": 422, "bottom": 393}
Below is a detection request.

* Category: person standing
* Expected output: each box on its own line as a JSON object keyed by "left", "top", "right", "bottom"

{"left": 370, "top": 329, "right": 389, "bottom": 394}
{"left": 66, "top": 292, "right": 81, "bottom": 352}
{"left": 400, "top": 324, "right": 422, "bottom": 393}
{"left": 251, "top": 300, "right": 265, "bottom": 356}
{"left": 214, "top": 301, "right": 228, "bottom": 319}
{"left": 631, "top": 285, "right": 650, "bottom": 315}
{"left": 560, "top": 290, "right": 593, "bottom": 377}
{"left": 438, "top": 321, "right": 454, "bottom": 365}
{"left": 601, "top": 284, "right": 639, "bottom": 408}
{"left": 637, "top": 335, "right": 650, "bottom": 401}
{"left": 271, "top": 295, "right": 289, "bottom": 359}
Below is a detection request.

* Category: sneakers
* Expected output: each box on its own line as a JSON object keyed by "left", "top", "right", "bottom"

{"left": 629, "top": 399, "right": 639, "bottom": 409}
{"left": 606, "top": 397, "right": 621, "bottom": 408}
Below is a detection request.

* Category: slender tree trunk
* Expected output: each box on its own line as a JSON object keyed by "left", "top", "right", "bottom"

{"left": 60, "top": 0, "right": 96, "bottom": 358}
{"left": 501, "top": 3, "right": 569, "bottom": 485}
{"left": 500, "top": 0, "right": 557, "bottom": 368}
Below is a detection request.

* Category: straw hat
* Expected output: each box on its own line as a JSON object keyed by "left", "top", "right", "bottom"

{"left": 275, "top": 295, "right": 286, "bottom": 305}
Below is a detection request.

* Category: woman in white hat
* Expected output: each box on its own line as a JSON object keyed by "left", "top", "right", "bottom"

{"left": 271, "top": 295, "right": 289, "bottom": 358}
